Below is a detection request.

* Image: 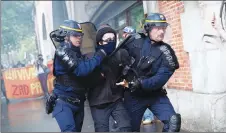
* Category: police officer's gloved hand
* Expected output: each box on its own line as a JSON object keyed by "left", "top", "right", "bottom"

{"left": 51, "top": 30, "right": 65, "bottom": 42}
{"left": 114, "top": 49, "right": 131, "bottom": 66}
{"left": 95, "top": 49, "right": 107, "bottom": 60}
{"left": 53, "top": 37, "right": 65, "bottom": 42}
{"left": 55, "top": 46, "right": 78, "bottom": 71}
{"left": 129, "top": 78, "right": 142, "bottom": 92}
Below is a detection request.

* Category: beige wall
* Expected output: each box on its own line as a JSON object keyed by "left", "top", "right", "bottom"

{"left": 35, "top": 1, "right": 55, "bottom": 64}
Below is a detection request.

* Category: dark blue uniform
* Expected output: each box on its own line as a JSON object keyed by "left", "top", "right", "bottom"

{"left": 52, "top": 42, "right": 105, "bottom": 132}
{"left": 123, "top": 34, "right": 179, "bottom": 132}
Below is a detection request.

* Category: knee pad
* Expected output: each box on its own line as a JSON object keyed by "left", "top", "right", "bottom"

{"left": 168, "top": 113, "right": 181, "bottom": 132}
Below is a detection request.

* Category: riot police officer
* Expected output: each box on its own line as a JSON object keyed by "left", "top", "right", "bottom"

{"left": 119, "top": 13, "right": 181, "bottom": 132}
{"left": 48, "top": 20, "right": 107, "bottom": 132}
{"left": 122, "top": 26, "right": 155, "bottom": 125}
{"left": 122, "top": 26, "right": 136, "bottom": 38}
{"left": 87, "top": 25, "right": 132, "bottom": 132}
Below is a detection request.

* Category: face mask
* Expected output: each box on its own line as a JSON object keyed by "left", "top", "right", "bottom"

{"left": 97, "top": 41, "right": 116, "bottom": 55}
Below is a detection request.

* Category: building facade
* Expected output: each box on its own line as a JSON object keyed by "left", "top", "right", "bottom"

{"left": 34, "top": 1, "right": 226, "bottom": 131}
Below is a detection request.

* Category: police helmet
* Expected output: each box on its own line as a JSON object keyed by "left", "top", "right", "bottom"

{"left": 58, "top": 20, "right": 84, "bottom": 37}
{"left": 144, "top": 13, "right": 168, "bottom": 32}
{"left": 123, "top": 26, "right": 136, "bottom": 34}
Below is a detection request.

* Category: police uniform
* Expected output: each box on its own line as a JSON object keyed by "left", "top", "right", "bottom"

{"left": 123, "top": 13, "right": 181, "bottom": 132}
{"left": 87, "top": 25, "right": 132, "bottom": 132}
{"left": 50, "top": 20, "right": 106, "bottom": 132}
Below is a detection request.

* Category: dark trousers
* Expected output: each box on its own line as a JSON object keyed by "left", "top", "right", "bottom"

{"left": 52, "top": 99, "right": 84, "bottom": 132}
{"left": 124, "top": 91, "right": 176, "bottom": 132}
{"left": 90, "top": 99, "right": 132, "bottom": 132}
{"left": 38, "top": 73, "right": 49, "bottom": 98}
{"left": 1, "top": 79, "right": 8, "bottom": 102}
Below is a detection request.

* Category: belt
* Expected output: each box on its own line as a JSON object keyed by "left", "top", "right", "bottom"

{"left": 127, "top": 88, "right": 167, "bottom": 97}
{"left": 57, "top": 96, "right": 81, "bottom": 106}
{"left": 55, "top": 75, "right": 79, "bottom": 88}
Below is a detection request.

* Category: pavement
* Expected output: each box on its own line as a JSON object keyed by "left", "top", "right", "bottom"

{"left": 1, "top": 97, "right": 189, "bottom": 132}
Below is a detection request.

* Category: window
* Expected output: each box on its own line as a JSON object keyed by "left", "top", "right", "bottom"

{"left": 105, "top": 18, "right": 116, "bottom": 29}
{"left": 128, "top": 3, "right": 144, "bottom": 32}
{"left": 96, "top": 2, "right": 144, "bottom": 43}
{"left": 115, "top": 12, "right": 127, "bottom": 30}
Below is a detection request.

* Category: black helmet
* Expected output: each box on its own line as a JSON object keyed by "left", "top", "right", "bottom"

{"left": 144, "top": 13, "right": 168, "bottom": 32}
{"left": 58, "top": 20, "right": 84, "bottom": 37}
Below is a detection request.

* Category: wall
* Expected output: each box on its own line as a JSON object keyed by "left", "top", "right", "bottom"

{"left": 188, "top": 1, "right": 226, "bottom": 94}
{"left": 35, "top": 1, "right": 54, "bottom": 64}
{"left": 158, "top": 1, "right": 226, "bottom": 131}
{"left": 158, "top": 1, "right": 193, "bottom": 91}
{"left": 168, "top": 89, "right": 226, "bottom": 132}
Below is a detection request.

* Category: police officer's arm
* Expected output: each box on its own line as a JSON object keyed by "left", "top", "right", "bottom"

{"left": 73, "top": 51, "right": 106, "bottom": 76}
{"left": 55, "top": 46, "right": 106, "bottom": 76}
{"left": 141, "top": 46, "right": 179, "bottom": 91}
{"left": 141, "top": 64, "right": 174, "bottom": 91}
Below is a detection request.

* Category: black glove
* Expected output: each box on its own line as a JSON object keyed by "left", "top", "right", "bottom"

{"left": 45, "top": 93, "right": 57, "bottom": 114}
{"left": 139, "top": 56, "right": 155, "bottom": 70}
{"left": 55, "top": 46, "right": 78, "bottom": 71}
{"left": 94, "top": 49, "right": 107, "bottom": 60}
{"left": 128, "top": 78, "right": 142, "bottom": 92}
{"left": 51, "top": 29, "right": 66, "bottom": 42}
{"left": 53, "top": 37, "right": 65, "bottom": 42}
{"left": 114, "top": 49, "right": 131, "bottom": 66}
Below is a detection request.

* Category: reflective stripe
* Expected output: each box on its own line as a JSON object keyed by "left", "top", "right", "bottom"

{"left": 59, "top": 25, "right": 82, "bottom": 32}
{"left": 145, "top": 20, "right": 167, "bottom": 23}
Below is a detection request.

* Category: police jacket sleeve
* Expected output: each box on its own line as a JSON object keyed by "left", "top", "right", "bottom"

{"left": 55, "top": 46, "right": 106, "bottom": 76}
{"left": 73, "top": 49, "right": 107, "bottom": 76}
{"left": 141, "top": 45, "right": 179, "bottom": 91}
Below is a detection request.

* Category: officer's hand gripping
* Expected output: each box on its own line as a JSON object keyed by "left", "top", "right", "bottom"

{"left": 128, "top": 78, "right": 142, "bottom": 92}
{"left": 116, "top": 78, "right": 142, "bottom": 92}
{"left": 116, "top": 79, "right": 129, "bottom": 88}
{"left": 94, "top": 49, "right": 107, "bottom": 59}
{"left": 114, "top": 49, "right": 131, "bottom": 66}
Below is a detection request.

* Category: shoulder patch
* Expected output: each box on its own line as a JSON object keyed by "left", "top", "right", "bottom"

{"left": 159, "top": 45, "right": 176, "bottom": 68}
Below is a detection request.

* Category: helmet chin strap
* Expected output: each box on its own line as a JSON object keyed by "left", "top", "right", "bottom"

{"left": 147, "top": 28, "right": 157, "bottom": 44}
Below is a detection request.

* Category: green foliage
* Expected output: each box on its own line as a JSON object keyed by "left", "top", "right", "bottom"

{"left": 1, "top": 1, "right": 35, "bottom": 62}
{"left": 1, "top": 1, "right": 35, "bottom": 51}
{"left": 129, "top": 4, "right": 144, "bottom": 32}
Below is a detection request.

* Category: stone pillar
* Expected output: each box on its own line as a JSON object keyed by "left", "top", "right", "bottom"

{"left": 35, "top": 1, "right": 55, "bottom": 63}
{"left": 65, "top": 1, "right": 72, "bottom": 19}
{"left": 73, "top": 1, "right": 89, "bottom": 22}
{"left": 143, "top": 1, "right": 159, "bottom": 15}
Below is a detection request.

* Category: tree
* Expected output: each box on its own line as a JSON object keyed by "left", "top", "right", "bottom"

{"left": 2, "top": 1, "right": 35, "bottom": 52}
{"left": 1, "top": 1, "right": 35, "bottom": 64}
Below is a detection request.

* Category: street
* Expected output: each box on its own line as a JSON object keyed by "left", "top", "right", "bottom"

{"left": 1, "top": 97, "right": 188, "bottom": 132}
{"left": 1, "top": 97, "right": 94, "bottom": 132}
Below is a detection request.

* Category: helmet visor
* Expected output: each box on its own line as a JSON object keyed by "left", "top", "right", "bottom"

{"left": 70, "top": 30, "right": 84, "bottom": 37}
{"left": 153, "top": 22, "right": 169, "bottom": 27}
